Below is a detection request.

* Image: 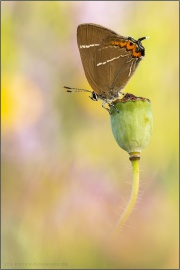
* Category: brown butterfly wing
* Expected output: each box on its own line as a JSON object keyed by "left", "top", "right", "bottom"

{"left": 95, "top": 37, "right": 141, "bottom": 99}
{"left": 77, "top": 24, "right": 119, "bottom": 95}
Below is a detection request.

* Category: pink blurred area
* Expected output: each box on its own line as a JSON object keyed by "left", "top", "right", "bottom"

{"left": 2, "top": 1, "right": 179, "bottom": 269}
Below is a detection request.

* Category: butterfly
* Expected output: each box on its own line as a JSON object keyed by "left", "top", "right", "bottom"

{"left": 65, "top": 23, "right": 147, "bottom": 112}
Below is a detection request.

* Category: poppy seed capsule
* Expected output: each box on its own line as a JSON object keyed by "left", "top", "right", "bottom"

{"left": 110, "top": 94, "right": 153, "bottom": 156}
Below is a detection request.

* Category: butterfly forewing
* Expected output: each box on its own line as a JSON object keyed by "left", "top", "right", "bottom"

{"left": 77, "top": 24, "right": 119, "bottom": 96}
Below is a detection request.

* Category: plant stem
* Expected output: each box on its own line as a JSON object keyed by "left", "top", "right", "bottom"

{"left": 113, "top": 158, "right": 140, "bottom": 234}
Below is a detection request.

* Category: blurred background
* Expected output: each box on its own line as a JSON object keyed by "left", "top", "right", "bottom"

{"left": 2, "top": 1, "right": 179, "bottom": 269}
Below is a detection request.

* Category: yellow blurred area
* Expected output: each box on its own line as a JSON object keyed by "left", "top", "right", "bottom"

{"left": 2, "top": 75, "right": 44, "bottom": 134}
{"left": 1, "top": 1, "right": 179, "bottom": 269}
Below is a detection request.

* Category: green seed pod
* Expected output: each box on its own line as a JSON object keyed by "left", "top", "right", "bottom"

{"left": 110, "top": 94, "right": 153, "bottom": 157}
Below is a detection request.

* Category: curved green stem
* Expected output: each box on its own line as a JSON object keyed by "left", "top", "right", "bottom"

{"left": 113, "top": 158, "right": 140, "bottom": 234}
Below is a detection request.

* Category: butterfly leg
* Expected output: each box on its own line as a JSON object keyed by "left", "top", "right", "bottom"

{"left": 109, "top": 102, "right": 119, "bottom": 113}
{"left": 101, "top": 101, "right": 119, "bottom": 114}
{"left": 101, "top": 100, "right": 110, "bottom": 113}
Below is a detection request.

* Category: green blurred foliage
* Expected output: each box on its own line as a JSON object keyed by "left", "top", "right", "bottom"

{"left": 2, "top": 1, "right": 179, "bottom": 269}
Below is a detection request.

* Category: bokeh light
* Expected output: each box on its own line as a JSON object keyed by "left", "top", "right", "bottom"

{"left": 2, "top": 1, "right": 179, "bottom": 269}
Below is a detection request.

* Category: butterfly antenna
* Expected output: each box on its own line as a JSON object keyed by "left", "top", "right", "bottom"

{"left": 64, "top": 86, "right": 92, "bottom": 94}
